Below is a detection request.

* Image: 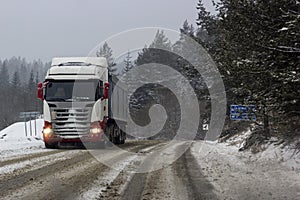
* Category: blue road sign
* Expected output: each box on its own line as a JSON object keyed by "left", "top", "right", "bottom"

{"left": 230, "top": 105, "right": 256, "bottom": 121}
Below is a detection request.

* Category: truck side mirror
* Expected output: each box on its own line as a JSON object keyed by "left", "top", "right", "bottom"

{"left": 103, "top": 82, "right": 110, "bottom": 99}
{"left": 37, "top": 82, "right": 44, "bottom": 100}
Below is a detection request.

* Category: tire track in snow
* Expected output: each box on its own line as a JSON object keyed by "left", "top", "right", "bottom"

{"left": 114, "top": 141, "right": 189, "bottom": 200}
{"left": 108, "top": 141, "right": 217, "bottom": 200}
{"left": 0, "top": 149, "right": 63, "bottom": 168}
{"left": 172, "top": 144, "right": 217, "bottom": 200}
{"left": 0, "top": 141, "right": 160, "bottom": 199}
{"left": 0, "top": 151, "right": 92, "bottom": 198}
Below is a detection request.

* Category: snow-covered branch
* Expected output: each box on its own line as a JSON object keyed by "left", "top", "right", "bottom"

{"left": 260, "top": 45, "right": 300, "bottom": 53}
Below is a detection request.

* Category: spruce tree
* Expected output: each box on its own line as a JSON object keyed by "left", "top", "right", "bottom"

{"left": 12, "top": 71, "right": 20, "bottom": 87}
{"left": 122, "top": 51, "right": 133, "bottom": 74}
{"left": 149, "top": 30, "right": 172, "bottom": 50}
{"left": 0, "top": 61, "right": 9, "bottom": 87}
{"left": 96, "top": 42, "right": 117, "bottom": 75}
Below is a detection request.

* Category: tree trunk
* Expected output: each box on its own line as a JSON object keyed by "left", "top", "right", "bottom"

{"left": 263, "top": 104, "right": 270, "bottom": 139}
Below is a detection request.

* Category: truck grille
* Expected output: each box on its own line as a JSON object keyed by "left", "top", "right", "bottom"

{"left": 52, "top": 108, "right": 91, "bottom": 137}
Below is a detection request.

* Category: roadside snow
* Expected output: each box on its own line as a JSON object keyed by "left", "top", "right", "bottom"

{"left": 0, "top": 119, "right": 45, "bottom": 160}
{"left": 221, "top": 129, "right": 299, "bottom": 171}
{"left": 191, "top": 138, "right": 300, "bottom": 200}
{"left": 225, "top": 129, "right": 252, "bottom": 149}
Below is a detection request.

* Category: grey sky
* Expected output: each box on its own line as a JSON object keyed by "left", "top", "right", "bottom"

{"left": 0, "top": 0, "right": 216, "bottom": 62}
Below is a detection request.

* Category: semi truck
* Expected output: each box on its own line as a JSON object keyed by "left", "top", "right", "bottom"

{"left": 37, "top": 57, "right": 127, "bottom": 148}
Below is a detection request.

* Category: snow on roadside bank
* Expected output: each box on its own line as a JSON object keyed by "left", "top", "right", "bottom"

{"left": 191, "top": 140, "right": 300, "bottom": 200}
{"left": 0, "top": 119, "right": 46, "bottom": 159}
{"left": 191, "top": 129, "right": 300, "bottom": 200}
{"left": 222, "top": 129, "right": 300, "bottom": 170}
{"left": 251, "top": 139, "right": 300, "bottom": 171}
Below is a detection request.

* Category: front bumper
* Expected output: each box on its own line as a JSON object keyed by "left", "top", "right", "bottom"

{"left": 43, "top": 132, "right": 104, "bottom": 143}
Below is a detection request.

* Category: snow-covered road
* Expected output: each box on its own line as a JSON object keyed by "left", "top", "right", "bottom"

{"left": 0, "top": 121, "right": 299, "bottom": 199}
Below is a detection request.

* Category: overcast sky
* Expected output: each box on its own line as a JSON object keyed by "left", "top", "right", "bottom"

{"left": 0, "top": 0, "right": 216, "bottom": 62}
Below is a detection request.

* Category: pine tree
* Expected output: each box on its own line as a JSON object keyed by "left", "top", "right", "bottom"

{"left": 35, "top": 71, "right": 39, "bottom": 85}
{"left": 122, "top": 51, "right": 133, "bottom": 74}
{"left": 0, "top": 61, "right": 12, "bottom": 127}
{"left": 28, "top": 69, "right": 34, "bottom": 86}
{"left": 12, "top": 71, "right": 20, "bottom": 87}
{"left": 96, "top": 42, "right": 117, "bottom": 75}
{"left": 196, "top": 0, "right": 212, "bottom": 31}
{"left": 136, "top": 30, "right": 174, "bottom": 66}
{"left": 20, "top": 62, "right": 27, "bottom": 84}
{"left": 174, "top": 20, "right": 196, "bottom": 54}
{"left": 149, "top": 30, "right": 172, "bottom": 50}
{"left": 0, "top": 61, "right": 9, "bottom": 87}
{"left": 173, "top": 20, "right": 202, "bottom": 89}
{"left": 196, "top": 0, "right": 219, "bottom": 52}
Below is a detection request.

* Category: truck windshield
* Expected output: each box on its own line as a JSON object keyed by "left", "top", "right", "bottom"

{"left": 45, "top": 80, "right": 102, "bottom": 102}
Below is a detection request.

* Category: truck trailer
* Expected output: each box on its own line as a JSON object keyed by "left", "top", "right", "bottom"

{"left": 37, "top": 57, "right": 127, "bottom": 148}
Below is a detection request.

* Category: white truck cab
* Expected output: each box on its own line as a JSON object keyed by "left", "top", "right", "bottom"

{"left": 38, "top": 57, "right": 126, "bottom": 148}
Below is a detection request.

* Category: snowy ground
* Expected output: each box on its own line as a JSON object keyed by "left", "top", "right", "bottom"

{"left": 0, "top": 121, "right": 299, "bottom": 199}
{"left": 0, "top": 119, "right": 46, "bottom": 160}
{"left": 223, "top": 129, "right": 300, "bottom": 170}
{"left": 191, "top": 131, "right": 300, "bottom": 200}
{"left": 1, "top": 121, "right": 299, "bottom": 171}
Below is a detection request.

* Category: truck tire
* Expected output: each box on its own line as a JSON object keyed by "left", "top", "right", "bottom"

{"left": 45, "top": 142, "right": 57, "bottom": 149}
{"left": 105, "top": 125, "right": 115, "bottom": 146}
{"left": 112, "top": 124, "right": 120, "bottom": 144}
{"left": 119, "top": 130, "right": 125, "bottom": 144}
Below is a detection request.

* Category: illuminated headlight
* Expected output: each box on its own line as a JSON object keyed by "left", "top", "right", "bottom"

{"left": 90, "top": 128, "right": 101, "bottom": 134}
{"left": 43, "top": 128, "right": 53, "bottom": 135}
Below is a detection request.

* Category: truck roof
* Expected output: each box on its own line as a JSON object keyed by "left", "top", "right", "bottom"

{"left": 46, "top": 57, "right": 108, "bottom": 81}
{"left": 51, "top": 57, "right": 108, "bottom": 68}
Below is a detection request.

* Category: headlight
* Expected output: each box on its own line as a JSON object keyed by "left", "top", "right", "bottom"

{"left": 90, "top": 128, "right": 101, "bottom": 134}
{"left": 43, "top": 128, "right": 53, "bottom": 135}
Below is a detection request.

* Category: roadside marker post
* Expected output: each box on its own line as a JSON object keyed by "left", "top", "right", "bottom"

{"left": 19, "top": 112, "right": 41, "bottom": 137}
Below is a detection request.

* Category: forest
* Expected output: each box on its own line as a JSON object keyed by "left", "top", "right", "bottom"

{"left": 0, "top": 57, "right": 50, "bottom": 129}
{"left": 0, "top": 0, "right": 299, "bottom": 142}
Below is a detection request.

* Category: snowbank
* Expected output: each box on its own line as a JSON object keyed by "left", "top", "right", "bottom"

{"left": 218, "top": 129, "right": 300, "bottom": 170}
{"left": 191, "top": 138, "right": 300, "bottom": 200}
{"left": 250, "top": 139, "right": 300, "bottom": 171}
{"left": 0, "top": 119, "right": 46, "bottom": 159}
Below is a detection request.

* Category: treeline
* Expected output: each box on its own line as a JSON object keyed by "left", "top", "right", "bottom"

{"left": 1, "top": 0, "right": 298, "bottom": 141}
{"left": 0, "top": 57, "right": 50, "bottom": 129}
{"left": 128, "top": 30, "right": 210, "bottom": 139}
{"left": 195, "top": 0, "right": 299, "bottom": 140}
{"left": 103, "top": 0, "right": 299, "bottom": 140}
{"left": 98, "top": 30, "right": 212, "bottom": 139}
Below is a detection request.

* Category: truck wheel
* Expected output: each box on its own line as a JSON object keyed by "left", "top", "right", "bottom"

{"left": 45, "top": 142, "right": 57, "bottom": 149}
{"left": 113, "top": 124, "right": 121, "bottom": 144}
{"left": 114, "top": 136, "right": 120, "bottom": 144}
{"left": 105, "top": 125, "right": 113, "bottom": 145}
{"left": 120, "top": 130, "right": 125, "bottom": 144}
